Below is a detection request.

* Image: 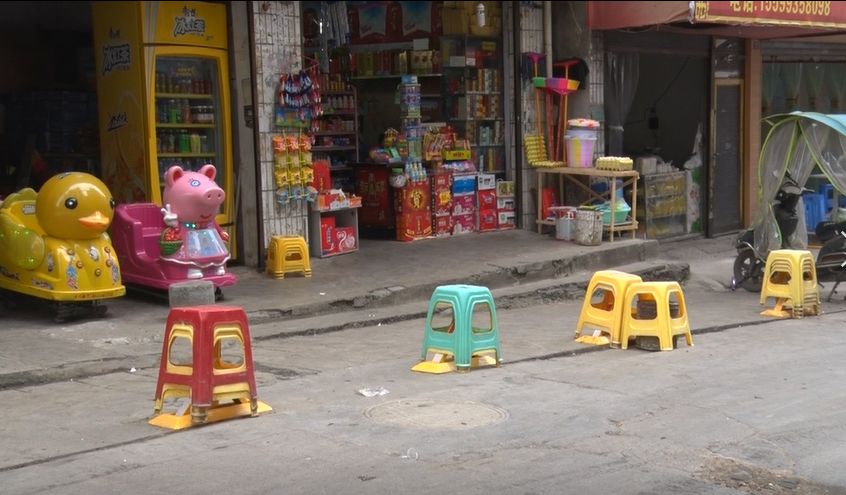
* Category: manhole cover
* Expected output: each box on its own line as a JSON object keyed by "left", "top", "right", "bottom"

{"left": 365, "top": 399, "right": 508, "bottom": 429}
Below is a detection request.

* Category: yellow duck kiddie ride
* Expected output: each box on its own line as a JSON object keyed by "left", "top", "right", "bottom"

{"left": 0, "top": 172, "right": 125, "bottom": 321}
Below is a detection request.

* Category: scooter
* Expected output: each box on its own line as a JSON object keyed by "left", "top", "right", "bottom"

{"left": 731, "top": 172, "right": 805, "bottom": 292}
{"left": 812, "top": 216, "right": 846, "bottom": 300}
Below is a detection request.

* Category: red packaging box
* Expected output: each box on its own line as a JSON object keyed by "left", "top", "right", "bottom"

{"left": 320, "top": 216, "right": 337, "bottom": 254}
{"left": 478, "top": 208, "right": 498, "bottom": 232}
{"left": 478, "top": 189, "right": 497, "bottom": 210}
{"left": 312, "top": 160, "right": 332, "bottom": 192}
{"left": 433, "top": 215, "right": 453, "bottom": 237}
{"left": 356, "top": 167, "right": 392, "bottom": 228}
{"left": 452, "top": 194, "right": 475, "bottom": 215}
{"left": 452, "top": 212, "right": 476, "bottom": 235}
{"left": 396, "top": 211, "right": 433, "bottom": 241}
{"left": 334, "top": 226, "right": 357, "bottom": 252}
{"left": 396, "top": 182, "right": 432, "bottom": 215}
{"left": 431, "top": 170, "right": 453, "bottom": 216}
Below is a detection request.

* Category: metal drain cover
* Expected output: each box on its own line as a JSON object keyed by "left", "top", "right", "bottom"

{"left": 365, "top": 399, "right": 509, "bottom": 430}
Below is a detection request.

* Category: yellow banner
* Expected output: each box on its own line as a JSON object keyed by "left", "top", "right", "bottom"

{"left": 143, "top": 1, "right": 227, "bottom": 48}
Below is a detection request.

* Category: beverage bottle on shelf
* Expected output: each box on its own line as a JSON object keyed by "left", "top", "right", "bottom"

{"left": 181, "top": 99, "right": 191, "bottom": 123}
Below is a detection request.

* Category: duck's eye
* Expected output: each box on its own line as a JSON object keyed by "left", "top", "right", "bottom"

{"left": 109, "top": 198, "right": 116, "bottom": 209}
{"left": 64, "top": 198, "right": 78, "bottom": 210}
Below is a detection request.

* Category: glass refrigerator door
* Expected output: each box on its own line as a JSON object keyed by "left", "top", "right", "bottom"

{"left": 153, "top": 55, "right": 225, "bottom": 192}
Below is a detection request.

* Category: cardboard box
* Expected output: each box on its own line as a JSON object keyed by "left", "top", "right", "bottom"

{"left": 410, "top": 50, "right": 433, "bottom": 74}
{"left": 452, "top": 194, "right": 476, "bottom": 215}
{"left": 452, "top": 212, "right": 476, "bottom": 235}
{"left": 478, "top": 189, "right": 497, "bottom": 210}
{"left": 497, "top": 197, "right": 515, "bottom": 211}
{"left": 443, "top": 149, "right": 472, "bottom": 161}
{"left": 396, "top": 211, "right": 432, "bottom": 241}
{"left": 396, "top": 182, "right": 431, "bottom": 215}
{"left": 496, "top": 180, "right": 515, "bottom": 198}
{"left": 356, "top": 167, "right": 392, "bottom": 228}
{"left": 312, "top": 160, "right": 331, "bottom": 192}
{"left": 320, "top": 216, "right": 336, "bottom": 254}
{"left": 477, "top": 173, "right": 496, "bottom": 190}
{"left": 433, "top": 214, "right": 453, "bottom": 237}
{"left": 334, "top": 226, "right": 357, "bottom": 252}
{"left": 498, "top": 210, "right": 516, "bottom": 230}
{"left": 453, "top": 174, "right": 477, "bottom": 196}
{"left": 431, "top": 170, "right": 453, "bottom": 217}
{"left": 478, "top": 208, "right": 498, "bottom": 232}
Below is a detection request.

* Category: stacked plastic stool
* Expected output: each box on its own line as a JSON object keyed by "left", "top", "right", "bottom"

{"left": 150, "top": 305, "right": 271, "bottom": 430}
{"left": 575, "top": 270, "right": 643, "bottom": 346}
{"left": 412, "top": 284, "right": 502, "bottom": 374}
{"left": 619, "top": 281, "right": 693, "bottom": 351}
{"left": 266, "top": 235, "right": 312, "bottom": 279}
{"left": 760, "top": 249, "right": 820, "bottom": 318}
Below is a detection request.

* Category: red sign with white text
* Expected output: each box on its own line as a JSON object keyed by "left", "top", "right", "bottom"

{"left": 692, "top": 1, "right": 846, "bottom": 28}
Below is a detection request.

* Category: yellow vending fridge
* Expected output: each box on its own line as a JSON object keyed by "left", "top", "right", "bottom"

{"left": 92, "top": 1, "right": 236, "bottom": 256}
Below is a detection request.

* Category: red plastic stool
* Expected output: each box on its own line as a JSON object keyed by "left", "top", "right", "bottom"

{"left": 152, "top": 305, "right": 263, "bottom": 428}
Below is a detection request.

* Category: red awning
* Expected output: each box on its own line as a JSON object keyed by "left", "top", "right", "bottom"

{"left": 588, "top": 1, "right": 846, "bottom": 39}
{"left": 588, "top": 1, "right": 690, "bottom": 30}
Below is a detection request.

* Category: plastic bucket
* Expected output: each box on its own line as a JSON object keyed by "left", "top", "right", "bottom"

{"left": 574, "top": 208, "right": 603, "bottom": 246}
{"left": 565, "top": 130, "right": 597, "bottom": 168}
{"left": 550, "top": 206, "right": 577, "bottom": 240}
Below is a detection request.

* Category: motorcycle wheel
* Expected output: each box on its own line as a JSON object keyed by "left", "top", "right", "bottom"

{"left": 733, "top": 250, "right": 763, "bottom": 292}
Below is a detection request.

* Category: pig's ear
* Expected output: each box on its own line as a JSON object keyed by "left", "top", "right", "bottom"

{"left": 199, "top": 164, "right": 217, "bottom": 181}
{"left": 165, "top": 166, "right": 185, "bottom": 187}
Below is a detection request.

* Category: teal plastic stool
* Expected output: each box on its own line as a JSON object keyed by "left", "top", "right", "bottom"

{"left": 412, "top": 284, "right": 502, "bottom": 374}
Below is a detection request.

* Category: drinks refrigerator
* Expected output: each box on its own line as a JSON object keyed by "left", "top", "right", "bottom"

{"left": 92, "top": 1, "right": 236, "bottom": 255}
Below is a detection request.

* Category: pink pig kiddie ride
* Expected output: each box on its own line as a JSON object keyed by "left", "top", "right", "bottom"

{"left": 111, "top": 164, "right": 236, "bottom": 299}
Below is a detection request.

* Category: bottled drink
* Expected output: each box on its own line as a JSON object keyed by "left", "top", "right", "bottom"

{"left": 200, "top": 135, "right": 209, "bottom": 153}
{"left": 181, "top": 99, "right": 191, "bottom": 123}
{"left": 190, "top": 132, "right": 201, "bottom": 154}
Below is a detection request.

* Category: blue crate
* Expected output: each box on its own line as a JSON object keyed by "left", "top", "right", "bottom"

{"left": 803, "top": 192, "right": 827, "bottom": 231}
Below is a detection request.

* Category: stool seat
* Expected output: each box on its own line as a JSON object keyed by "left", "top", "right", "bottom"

{"left": 619, "top": 281, "right": 693, "bottom": 351}
{"left": 412, "top": 284, "right": 502, "bottom": 373}
{"left": 760, "top": 249, "right": 820, "bottom": 318}
{"left": 150, "top": 305, "right": 271, "bottom": 429}
{"left": 266, "top": 235, "right": 311, "bottom": 279}
{"left": 575, "top": 270, "right": 643, "bottom": 346}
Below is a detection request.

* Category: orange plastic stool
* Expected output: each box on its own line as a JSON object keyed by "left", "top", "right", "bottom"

{"left": 619, "top": 281, "right": 693, "bottom": 351}
{"left": 575, "top": 270, "right": 643, "bottom": 346}
{"left": 151, "top": 305, "right": 269, "bottom": 429}
{"left": 266, "top": 235, "right": 312, "bottom": 279}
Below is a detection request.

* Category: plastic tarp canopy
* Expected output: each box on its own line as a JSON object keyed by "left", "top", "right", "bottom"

{"left": 753, "top": 112, "right": 846, "bottom": 256}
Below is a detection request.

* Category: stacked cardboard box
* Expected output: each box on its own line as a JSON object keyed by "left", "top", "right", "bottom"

{"left": 431, "top": 169, "right": 454, "bottom": 237}
{"left": 477, "top": 173, "right": 498, "bottom": 232}
{"left": 452, "top": 173, "right": 477, "bottom": 234}
{"left": 496, "top": 180, "right": 516, "bottom": 230}
{"left": 395, "top": 181, "right": 432, "bottom": 242}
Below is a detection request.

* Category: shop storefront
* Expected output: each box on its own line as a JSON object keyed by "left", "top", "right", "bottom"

{"left": 588, "top": 0, "right": 846, "bottom": 236}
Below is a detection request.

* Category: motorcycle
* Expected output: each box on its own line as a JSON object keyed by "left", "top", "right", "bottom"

{"left": 731, "top": 172, "right": 806, "bottom": 292}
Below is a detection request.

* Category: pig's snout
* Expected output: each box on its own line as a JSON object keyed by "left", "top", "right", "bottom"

{"left": 204, "top": 188, "right": 225, "bottom": 204}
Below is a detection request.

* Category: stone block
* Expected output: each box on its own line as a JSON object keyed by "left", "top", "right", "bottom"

{"left": 169, "top": 281, "right": 215, "bottom": 308}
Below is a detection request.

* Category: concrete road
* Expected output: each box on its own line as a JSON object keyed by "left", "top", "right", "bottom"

{"left": 3, "top": 292, "right": 846, "bottom": 494}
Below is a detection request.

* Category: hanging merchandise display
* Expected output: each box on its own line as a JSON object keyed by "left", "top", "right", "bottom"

{"left": 276, "top": 65, "right": 323, "bottom": 132}
{"left": 273, "top": 134, "right": 317, "bottom": 206}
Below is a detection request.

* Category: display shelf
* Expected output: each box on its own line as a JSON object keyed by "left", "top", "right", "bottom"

{"left": 470, "top": 143, "right": 505, "bottom": 147}
{"left": 307, "top": 205, "right": 359, "bottom": 258}
{"left": 641, "top": 171, "right": 687, "bottom": 239}
{"left": 321, "top": 111, "right": 356, "bottom": 116}
{"left": 157, "top": 152, "right": 217, "bottom": 158}
{"left": 322, "top": 90, "right": 355, "bottom": 96}
{"left": 351, "top": 73, "right": 442, "bottom": 80}
{"left": 156, "top": 123, "right": 216, "bottom": 129}
{"left": 312, "top": 146, "right": 357, "bottom": 152}
{"left": 448, "top": 117, "right": 504, "bottom": 121}
{"left": 535, "top": 167, "right": 640, "bottom": 242}
{"left": 156, "top": 93, "right": 214, "bottom": 99}
{"left": 312, "top": 130, "right": 356, "bottom": 136}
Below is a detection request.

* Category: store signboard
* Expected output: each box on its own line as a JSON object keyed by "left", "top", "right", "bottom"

{"left": 349, "top": 1, "right": 442, "bottom": 44}
{"left": 691, "top": 1, "right": 846, "bottom": 29}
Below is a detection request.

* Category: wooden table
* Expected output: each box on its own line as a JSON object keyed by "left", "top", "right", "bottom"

{"left": 536, "top": 167, "right": 639, "bottom": 242}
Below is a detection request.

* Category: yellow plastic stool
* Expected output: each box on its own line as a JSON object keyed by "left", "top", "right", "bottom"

{"left": 266, "top": 236, "right": 312, "bottom": 279}
{"left": 619, "top": 281, "right": 693, "bottom": 351}
{"left": 575, "top": 270, "right": 643, "bottom": 346}
{"left": 759, "top": 249, "right": 820, "bottom": 318}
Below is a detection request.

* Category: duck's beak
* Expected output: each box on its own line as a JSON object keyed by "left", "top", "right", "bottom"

{"left": 78, "top": 211, "right": 110, "bottom": 229}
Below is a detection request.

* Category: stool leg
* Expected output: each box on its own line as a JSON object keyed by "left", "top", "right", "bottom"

{"left": 191, "top": 405, "right": 208, "bottom": 425}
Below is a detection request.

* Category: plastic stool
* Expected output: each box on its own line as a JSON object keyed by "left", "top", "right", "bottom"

{"left": 760, "top": 249, "right": 820, "bottom": 318}
{"left": 619, "top": 281, "right": 693, "bottom": 351}
{"left": 412, "top": 284, "right": 502, "bottom": 374}
{"left": 150, "top": 305, "right": 271, "bottom": 430}
{"left": 575, "top": 270, "right": 643, "bottom": 346}
{"left": 266, "top": 235, "right": 312, "bottom": 279}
